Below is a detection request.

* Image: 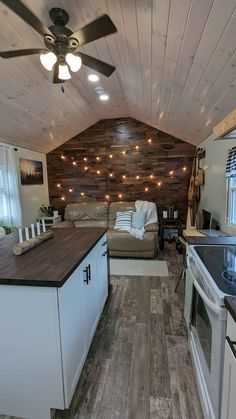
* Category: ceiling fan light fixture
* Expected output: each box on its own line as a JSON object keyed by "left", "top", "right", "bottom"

{"left": 88, "top": 74, "right": 99, "bottom": 82}
{"left": 58, "top": 63, "right": 71, "bottom": 80}
{"left": 99, "top": 93, "right": 109, "bottom": 101}
{"left": 40, "top": 51, "right": 57, "bottom": 71}
{"left": 65, "top": 53, "right": 82, "bottom": 72}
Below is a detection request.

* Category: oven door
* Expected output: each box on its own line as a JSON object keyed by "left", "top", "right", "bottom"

{"left": 190, "top": 279, "right": 226, "bottom": 419}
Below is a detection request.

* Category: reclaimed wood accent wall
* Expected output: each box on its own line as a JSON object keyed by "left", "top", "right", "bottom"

{"left": 47, "top": 118, "right": 196, "bottom": 222}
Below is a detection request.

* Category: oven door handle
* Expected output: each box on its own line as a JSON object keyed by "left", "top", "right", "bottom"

{"left": 193, "top": 280, "right": 221, "bottom": 316}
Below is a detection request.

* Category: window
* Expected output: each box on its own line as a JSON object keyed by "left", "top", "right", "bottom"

{"left": 0, "top": 166, "right": 7, "bottom": 221}
{"left": 227, "top": 177, "right": 236, "bottom": 225}
{"left": 0, "top": 144, "right": 22, "bottom": 227}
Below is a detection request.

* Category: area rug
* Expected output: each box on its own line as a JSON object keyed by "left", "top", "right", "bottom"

{"left": 109, "top": 258, "right": 169, "bottom": 276}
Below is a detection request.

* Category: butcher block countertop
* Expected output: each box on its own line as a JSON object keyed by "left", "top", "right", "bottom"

{"left": 0, "top": 228, "right": 106, "bottom": 287}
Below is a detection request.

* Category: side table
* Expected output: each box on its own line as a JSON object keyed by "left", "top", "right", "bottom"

{"left": 159, "top": 218, "right": 182, "bottom": 250}
{"left": 37, "top": 215, "right": 62, "bottom": 227}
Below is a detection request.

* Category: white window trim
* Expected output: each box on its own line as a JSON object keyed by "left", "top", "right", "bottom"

{"left": 226, "top": 177, "right": 236, "bottom": 229}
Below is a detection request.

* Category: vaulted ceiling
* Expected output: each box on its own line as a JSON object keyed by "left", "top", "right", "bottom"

{"left": 0, "top": 0, "right": 236, "bottom": 153}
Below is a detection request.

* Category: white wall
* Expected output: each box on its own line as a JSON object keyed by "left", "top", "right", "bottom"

{"left": 14, "top": 146, "right": 49, "bottom": 226}
{"left": 198, "top": 133, "right": 236, "bottom": 235}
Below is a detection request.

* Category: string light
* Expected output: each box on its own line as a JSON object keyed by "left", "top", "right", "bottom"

{"left": 136, "top": 175, "right": 140, "bottom": 180}
{"left": 122, "top": 150, "right": 126, "bottom": 155}
{"left": 72, "top": 161, "right": 77, "bottom": 166}
{"left": 105, "top": 194, "right": 110, "bottom": 199}
{"left": 150, "top": 174, "right": 154, "bottom": 179}
{"left": 169, "top": 170, "right": 174, "bottom": 176}
{"left": 69, "top": 188, "right": 73, "bottom": 192}
{"left": 135, "top": 145, "right": 139, "bottom": 150}
{"left": 157, "top": 181, "right": 162, "bottom": 187}
{"left": 83, "top": 157, "right": 87, "bottom": 162}
{"left": 118, "top": 194, "right": 122, "bottom": 198}
{"left": 145, "top": 187, "right": 149, "bottom": 192}
{"left": 57, "top": 184, "right": 61, "bottom": 188}
{"left": 96, "top": 170, "right": 101, "bottom": 175}
{"left": 84, "top": 166, "right": 88, "bottom": 170}
{"left": 96, "top": 156, "right": 100, "bottom": 161}
{"left": 81, "top": 192, "right": 85, "bottom": 196}
{"left": 109, "top": 173, "right": 113, "bottom": 177}
{"left": 109, "top": 154, "right": 113, "bottom": 159}
{"left": 61, "top": 196, "right": 65, "bottom": 201}
{"left": 183, "top": 166, "right": 187, "bottom": 171}
{"left": 148, "top": 138, "right": 152, "bottom": 143}
{"left": 122, "top": 175, "right": 126, "bottom": 179}
{"left": 61, "top": 155, "right": 65, "bottom": 160}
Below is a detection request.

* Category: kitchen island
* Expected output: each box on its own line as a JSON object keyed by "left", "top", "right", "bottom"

{"left": 0, "top": 228, "right": 108, "bottom": 419}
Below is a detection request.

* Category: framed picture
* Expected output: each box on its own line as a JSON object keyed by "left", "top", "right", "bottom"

{"left": 20, "top": 158, "right": 44, "bottom": 185}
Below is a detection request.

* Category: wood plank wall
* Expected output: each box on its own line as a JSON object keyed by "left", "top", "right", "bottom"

{"left": 47, "top": 118, "right": 196, "bottom": 222}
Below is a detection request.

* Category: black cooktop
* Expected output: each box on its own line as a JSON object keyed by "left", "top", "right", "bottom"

{"left": 194, "top": 245, "right": 236, "bottom": 295}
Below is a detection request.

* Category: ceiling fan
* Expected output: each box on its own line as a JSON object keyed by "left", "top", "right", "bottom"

{"left": 0, "top": 0, "right": 117, "bottom": 83}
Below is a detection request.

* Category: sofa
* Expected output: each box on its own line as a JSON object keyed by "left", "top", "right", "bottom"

{"left": 53, "top": 201, "right": 159, "bottom": 258}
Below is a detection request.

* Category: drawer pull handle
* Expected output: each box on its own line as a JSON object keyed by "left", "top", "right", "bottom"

{"left": 83, "top": 267, "right": 89, "bottom": 284}
{"left": 102, "top": 251, "right": 108, "bottom": 257}
{"left": 87, "top": 264, "right": 91, "bottom": 281}
{"left": 101, "top": 241, "right": 107, "bottom": 246}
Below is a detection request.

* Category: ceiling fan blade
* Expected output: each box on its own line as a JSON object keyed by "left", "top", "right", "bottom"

{"left": 2, "top": 0, "right": 54, "bottom": 37}
{"left": 0, "top": 48, "right": 47, "bottom": 58}
{"left": 77, "top": 52, "right": 115, "bottom": 77}
{"left": 53, "top": 62, "right": 64, "bottom": 84}
{"left": 71, "top": 14, "right": 117, "bottom": 46}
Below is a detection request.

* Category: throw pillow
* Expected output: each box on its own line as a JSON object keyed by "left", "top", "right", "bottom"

{"left": 132, "top": 212, "right": 146, "bottom": 229}
{"left": 114, "top": 211, "right": 133, "bottom": 230}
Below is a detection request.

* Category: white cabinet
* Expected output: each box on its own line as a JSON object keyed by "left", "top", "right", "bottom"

{"left": 58, "top": 266, "right": 86, "bottom": 408}
{"left": 0, "top": 233, "right": 108, "bottom": 419}
{"left": 221, "top": 312, "right": 236, "bottom": 419}
{"left": 96, "top": 235, "right": 108, "bottom": 311}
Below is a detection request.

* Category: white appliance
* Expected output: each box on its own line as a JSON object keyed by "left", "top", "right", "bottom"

{"left": 185, "top": 245, "right": 236, "bottom": 419}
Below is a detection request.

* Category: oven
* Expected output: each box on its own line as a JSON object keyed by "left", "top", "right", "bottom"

{"left": 185, "top": 249, "right": 227, "bottom": 419}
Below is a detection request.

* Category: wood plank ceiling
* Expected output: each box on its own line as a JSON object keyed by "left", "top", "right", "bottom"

{"left": 0, "top": 0, "right": 236, "bottom": 153}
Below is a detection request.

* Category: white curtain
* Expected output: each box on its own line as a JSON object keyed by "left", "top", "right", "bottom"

{"left": 0, "top": 143, "right": 22, "bottom": 227}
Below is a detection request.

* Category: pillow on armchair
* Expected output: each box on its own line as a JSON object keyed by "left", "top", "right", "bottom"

{"left": 131, "top": 212, "right": 145, "bottom": 229}
{"left": 114, "top": 211, "right": 133, "bottom": 230}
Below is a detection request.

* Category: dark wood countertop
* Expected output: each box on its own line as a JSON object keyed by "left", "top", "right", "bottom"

{"left": 185, "top": 236, "right": 236, "bottom": 245}
{"left": 225, "top": 297, "right": 236, "bottom": 323}
{"left": 0, "top": 228, "right": 106, "bottom": 287}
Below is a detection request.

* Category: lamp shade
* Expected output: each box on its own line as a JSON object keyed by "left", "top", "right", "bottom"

{"left": 65, "top": 53, "right": 82, "bottom": 72}
{"left": 40, "top": 52, "right": 57, "bottom": 71}
{"left": 58, "top": 64, "right": 71, "bottom": 80}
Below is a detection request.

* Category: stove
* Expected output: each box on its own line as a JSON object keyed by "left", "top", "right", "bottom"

{"left": 194, "top": 245, "right": 236, "bottom": 296}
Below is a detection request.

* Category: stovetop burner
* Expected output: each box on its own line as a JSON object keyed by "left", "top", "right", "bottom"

{"left": 194, "top": 245, "right": 236, "bottom": 295}
{"left": 222, "top": 270, "right": 236, "bottom": 284}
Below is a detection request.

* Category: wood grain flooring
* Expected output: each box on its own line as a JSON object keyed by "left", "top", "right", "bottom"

{"left": 1, "top": 247, "right": 203, "bottom": 419}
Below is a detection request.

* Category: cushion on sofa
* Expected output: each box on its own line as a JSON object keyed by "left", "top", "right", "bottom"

{"left": 65, "top": 202, "right": 109, "bottom": 223}
{"left": 109, "top": 202, "right": 135, "bottom": 228}
{"left": 114, "top": 211, "right": 133, "bottom": 230}
{"left": 108, "top": 229, "right": 157, "bottom": 252}
{"left": 132, "top": 211, "right": 145, "bottom": 229}
{"left": 74, "top": 220, "right": 108, "bottom": 228}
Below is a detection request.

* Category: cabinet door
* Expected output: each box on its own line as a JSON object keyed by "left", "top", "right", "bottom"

{"left": 58, "top": 266, "right": 86, "bottom": 408}
{"left": 221, "top": 338, "right": 236, "bottom": 419}
{"left": 184, "top": 266, "right": 195, "bottom": 326}
{"left": 82, "top": 247, "right": 100, "bottom": 348}
{"left": 96, "top": 234, "right": 108, "bottom": 311}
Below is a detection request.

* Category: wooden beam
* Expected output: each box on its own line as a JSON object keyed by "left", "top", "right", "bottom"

{"left": 213, "top": 108, "right": 236, "bottom": 139}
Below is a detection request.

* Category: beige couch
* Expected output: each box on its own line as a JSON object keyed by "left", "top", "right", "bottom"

{"left": 54, "top": 201, "right": 159, "bottom": 258}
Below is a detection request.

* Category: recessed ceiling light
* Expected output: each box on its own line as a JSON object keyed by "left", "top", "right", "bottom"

{"left": 88, "top": 74, "right": 99, "bottom": 82}
{"left": 100, "top": 94, "right": 109, "bottom": 101}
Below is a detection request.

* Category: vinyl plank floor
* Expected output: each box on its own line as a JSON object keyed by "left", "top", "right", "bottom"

{"left": 0, "top": 249, "right": 203, "bottom": 419}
